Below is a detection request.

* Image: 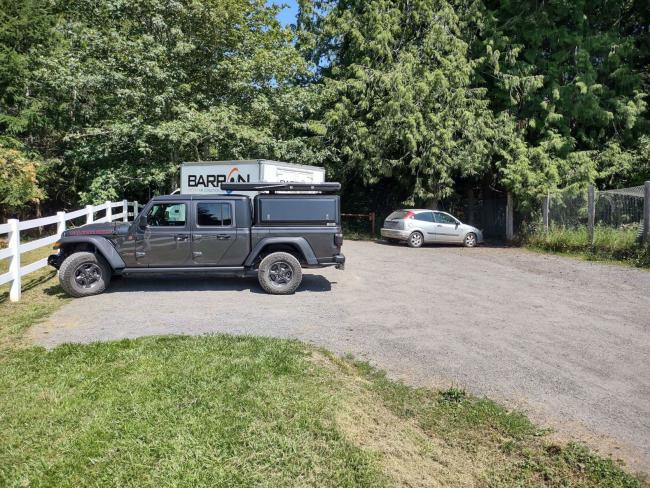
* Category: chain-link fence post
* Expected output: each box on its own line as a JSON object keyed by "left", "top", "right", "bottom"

{"left": 542, "top": 192, "right": 550, "bottom": 232}
{"left": 643, "top": 181, "right": 650, "bottom": 246}
{"left": 587, "top": 185, "right": 595, "bottom": 247}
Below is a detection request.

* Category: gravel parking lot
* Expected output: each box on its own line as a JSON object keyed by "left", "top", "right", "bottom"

{"left": 29, "top": 240, "right": 650, "bottom": 471}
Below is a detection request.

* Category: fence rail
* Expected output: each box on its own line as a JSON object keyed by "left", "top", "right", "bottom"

{"left": 1, "top": 199, "right": 142, "bottom": 302}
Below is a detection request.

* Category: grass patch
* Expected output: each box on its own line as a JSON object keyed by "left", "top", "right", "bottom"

{"left": 0, "top": 336, "right": 646, "bottom": 487}
{"left": 524, "top": 226, "right": 650, "bottom": 268}
{"left": 0, "top": 246, "right": 70, "bottom": 345}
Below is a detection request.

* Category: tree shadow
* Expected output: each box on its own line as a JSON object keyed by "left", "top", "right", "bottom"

{"left": 0, "top": 270, "right": 60, "bottom": 304}
{"left": 372, "top": 239, "right": 511, "bottom": 249}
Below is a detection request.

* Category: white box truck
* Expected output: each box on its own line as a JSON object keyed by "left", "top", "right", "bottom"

{"left": 180, "top": 160, "right": 325, "bottom": 195}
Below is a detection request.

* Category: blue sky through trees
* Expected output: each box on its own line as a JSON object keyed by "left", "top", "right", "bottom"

{"left": 267, "top": 0, "right": 299, "bottom": 26}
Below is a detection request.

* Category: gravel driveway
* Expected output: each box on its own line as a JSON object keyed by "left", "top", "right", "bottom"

{"left": 29, "top": 241, "right": 650, "bottom": 471}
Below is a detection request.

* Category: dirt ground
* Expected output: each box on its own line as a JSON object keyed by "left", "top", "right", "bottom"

{"left": 28, "top": 240, "right": 650, "bottom": 472}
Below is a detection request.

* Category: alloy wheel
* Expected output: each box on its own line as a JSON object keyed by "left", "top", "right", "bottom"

{"left": 410, "top": 233, "right": 423, "bottom": 247}
{"left": 269, "top": 261, "right": 294, "bottom": 286}
{"left": 74, "top": 263, "right": 102, "bottom": 289}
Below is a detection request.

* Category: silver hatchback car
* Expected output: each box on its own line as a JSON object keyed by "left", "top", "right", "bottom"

{"left": 381, "top": 209, "right": 484, "bottom": 248}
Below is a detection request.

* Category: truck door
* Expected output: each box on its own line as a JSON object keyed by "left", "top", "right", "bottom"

{"left": 191, "top": 201, "right": 244, "bottom": 266}
{"left": 136, "top": 201, "right": 192, "bottom": 266}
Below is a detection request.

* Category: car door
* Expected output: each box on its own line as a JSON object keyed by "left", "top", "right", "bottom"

{"left": 136, "top": 201, "right": 192, "bottom": 266}
{"left": 413, "top": 211, "right": 437, "bottom": 242}
{"left": 191, "top": 201, "right": 241, "bottom": 265}
{"left": 433, "top": 212, "right": 463, "bottom": 242}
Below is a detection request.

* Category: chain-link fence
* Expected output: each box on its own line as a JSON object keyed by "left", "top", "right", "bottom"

{"left": 542, "top": 183, "right": 649, "bottom": 245}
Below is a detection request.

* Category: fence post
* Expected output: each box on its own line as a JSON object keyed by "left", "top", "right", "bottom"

{"left": 8, "top": 219, "right": 21, "bottom": 302}
{"left": 587, "top": 185, "right": 595, "bottom": 247}
{"left": 122, "top": 199, "right": 128, "bottom": 222}
{"left": 105, "top": 200, "right": 112, "bottom": 222}
{"left": 133, "top": 201, "right": 139, "bottom": 220}
{"left": 86, "top": 204, "right": 94, "bottom": 224}
{"left": 542, "top": 193, "right": 550, "bottom": 232}
{"left": 370, "top": 212, "right": 376, "bottom": 235}
{"left": 56, "top": 211, "right": 66, "bottom": 237}
{"left": 506, "top": 192, "right": 514, "bottom": 241}
{"left": 643, "top": 181, "right": 650, "bottom": 246}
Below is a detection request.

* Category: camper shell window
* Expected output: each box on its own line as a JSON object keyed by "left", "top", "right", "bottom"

{"left": 254, "top": 195, "right": 340, "bottom": 225}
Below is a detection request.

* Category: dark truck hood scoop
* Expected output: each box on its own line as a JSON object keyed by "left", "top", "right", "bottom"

{"left": 63, "top": 222, "right": 130, "bottom": 237}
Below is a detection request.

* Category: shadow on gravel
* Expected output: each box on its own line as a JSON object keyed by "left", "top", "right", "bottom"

{"left": 373, "top": 239, "right": 511, "bottom": 249}
{"left": 105, "top": 274, "right": 333, "bottom": 294}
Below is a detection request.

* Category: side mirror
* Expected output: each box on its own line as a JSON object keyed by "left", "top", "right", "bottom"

{"left": 138, "top": 214, "right": 149, "bottom": 229}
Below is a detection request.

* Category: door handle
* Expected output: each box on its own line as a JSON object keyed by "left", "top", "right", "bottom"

{"left": 216, "top": 234, "right": 231, "bottom": 240}
{"left": 175, "top": 234, "right": 189, "bottom": 241}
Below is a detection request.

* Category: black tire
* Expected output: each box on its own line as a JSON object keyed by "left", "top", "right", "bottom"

{"left": 258, "top": 252, "right": 303, "bottom": 295}
{"left": 59, "top": 252, "right": 111, "bottom": 298}
{"left": 463, "top": 232, "right": 478, "bottom": 248}
{"left": 407, "top": 231, "right": 424, "bottom": 248}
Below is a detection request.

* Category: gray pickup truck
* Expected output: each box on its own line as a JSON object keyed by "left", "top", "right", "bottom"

{"left": 48, "top": 183, "right": 345, "bottom": 296}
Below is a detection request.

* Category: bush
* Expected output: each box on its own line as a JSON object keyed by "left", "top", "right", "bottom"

{"left": 525, "top": 225, "right": 650, "bottom": 268}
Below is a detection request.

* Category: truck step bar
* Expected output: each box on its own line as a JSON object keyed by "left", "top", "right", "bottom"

{"left": 220, "top": 182, "right": 341, "bottom": 193}
{"left": 120, "top": 266, "right": 255, "bottom": 278}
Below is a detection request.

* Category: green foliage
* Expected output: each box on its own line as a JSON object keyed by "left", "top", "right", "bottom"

{"left": 474, "top": 0, "right": 649, "bottom": 193}
{"left": 300, "top": 0, "right": 514, "bottom": 204}
{"left": 0, "top": 0, "right": 648, "bottom": 213}
{"left": 0, "top": 146, "right": 44, "bottom": 209}
{"left": 525, "top": 226, "right": 650, "bottom": 268}
{"left": 1, "top": 0, "right": 321, "bottom": 208}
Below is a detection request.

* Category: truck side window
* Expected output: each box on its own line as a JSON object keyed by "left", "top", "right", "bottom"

{"left": 148, "top": 203, "right": 186, "bottom": 227}
{"left": 197, "top": 203, "right": 232, "bottom": 226}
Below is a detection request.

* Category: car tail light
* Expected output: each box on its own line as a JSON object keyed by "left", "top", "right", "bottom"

{"left": 404, "top": 211, "right": 415, "bottom": 219}
{"left": 334, "top": 233, "right": 343, "bottom": 246}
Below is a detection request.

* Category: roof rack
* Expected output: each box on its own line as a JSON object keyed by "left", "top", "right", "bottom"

{"left": 220, "top": 182, "right": 341, "bottom": 193}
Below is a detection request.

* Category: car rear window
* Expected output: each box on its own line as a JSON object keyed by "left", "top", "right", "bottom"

{"left": 386, "top": 211, "right": 409, "bottom": 220}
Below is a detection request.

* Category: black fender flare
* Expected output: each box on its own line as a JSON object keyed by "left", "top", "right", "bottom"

{"left": 245, "top": 237, "right": 318, "bottom": 266}
{"left": 59, "top": 236, "right": 126, "bottom": 270}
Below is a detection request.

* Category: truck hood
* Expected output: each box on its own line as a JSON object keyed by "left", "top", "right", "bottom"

{"left": 63, "top": 222, "right": 130, "bottom": 237}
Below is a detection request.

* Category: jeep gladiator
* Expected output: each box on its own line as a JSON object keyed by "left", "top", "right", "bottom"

{"left": 48, "top": 183, "right": 345, "bottom": 296}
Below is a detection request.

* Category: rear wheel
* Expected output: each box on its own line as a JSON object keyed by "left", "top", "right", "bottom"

{"left": 59, "top": 252, "right": 111, "bottom": 297}
{"left": 407, "top": 231, "right": 424, "bottom": 248}
{"left": 258, "top": 252, "right": 303, "bottom": 295}
{"left": 464, "top": 232, "right": 478, "bottom": 248}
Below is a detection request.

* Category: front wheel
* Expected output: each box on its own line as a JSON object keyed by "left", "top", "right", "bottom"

{"left": 407, "top": 231, "right": 424, "bottom": 248}
{"left": 258, "top": 252, "right": 303, "bottom": 295}
{"left": 59, "top": 252, "right": 111, "bottom": 297}
{"left": 464, "top": 232, "right": 478, "bottom": 248}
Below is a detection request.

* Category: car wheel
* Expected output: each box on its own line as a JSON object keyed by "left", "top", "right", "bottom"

{"left": 258, "top": 252, "right": 303, "bottom": 295}
{"left": 464, "top": 232, "right": 478, "bottom": 248}
{"left": 407, "top": 231, "right": 424, "bottom": 248}
{"left": 59, "top": 252, "right": 111, "bottom": 298}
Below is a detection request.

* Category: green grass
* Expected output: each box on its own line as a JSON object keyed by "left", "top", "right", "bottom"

{"left": 525, "top": 226, "right": 650, "bottom": 268}
{"left": 0, "top": 335, "right": 646, "bottom": 487}
{"left": 0, "top": 246, "right": 70, "bottom": 345}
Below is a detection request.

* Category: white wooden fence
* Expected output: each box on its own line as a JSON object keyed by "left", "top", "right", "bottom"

{"left": 1, "top": 200, "right": 142, "bottom": 302}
